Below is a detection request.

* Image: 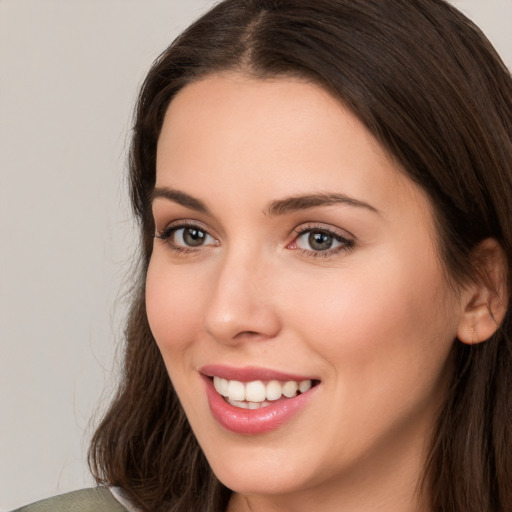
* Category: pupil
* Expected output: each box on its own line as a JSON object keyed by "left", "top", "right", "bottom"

{"left": 184, "top": 228, "right": 205, "bottom": 246}
{"left": 309, "top": 232, "right": 332, "bottom": 251}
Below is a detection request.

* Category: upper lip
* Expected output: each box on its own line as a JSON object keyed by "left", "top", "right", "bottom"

{"left": 200, "top": 364, "right": 318, "bottom": 382}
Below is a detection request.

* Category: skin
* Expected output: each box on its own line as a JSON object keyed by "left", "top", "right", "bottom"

{"left": 146, "top": 73, "right": 470, "bottom": 512}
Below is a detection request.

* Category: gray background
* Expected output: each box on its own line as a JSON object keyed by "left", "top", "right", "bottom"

{"left": 1, "top": 1, "right": 511, "bottom": 510}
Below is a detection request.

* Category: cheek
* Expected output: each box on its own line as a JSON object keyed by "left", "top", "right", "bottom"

{"left": 145, "top": 255, "right": 205, "bottom": 356}
{"left": 282, "top": 252, "right": 458, "bottom": 399}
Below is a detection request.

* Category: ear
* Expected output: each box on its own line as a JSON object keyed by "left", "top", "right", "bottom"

{"left": 457, "top": 238, "right": 509, "bottom": 345}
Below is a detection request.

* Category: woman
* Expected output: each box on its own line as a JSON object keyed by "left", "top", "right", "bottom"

{"left": 15, "top": 0, "right": 512, "bottom": 511}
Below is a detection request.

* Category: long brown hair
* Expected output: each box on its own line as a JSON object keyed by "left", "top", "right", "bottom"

{"left": 89, "top": 1, "right": 512, "bottom": 510}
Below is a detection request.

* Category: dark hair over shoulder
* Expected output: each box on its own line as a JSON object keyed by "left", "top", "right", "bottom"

{"left": 89, "top": 1, "right": 512, "bottom": 511}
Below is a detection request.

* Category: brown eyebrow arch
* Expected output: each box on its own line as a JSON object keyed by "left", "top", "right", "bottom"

{"left": 150, "top": 188, "right": 380, "bottom": 217}
{"left": 267, "top": 192, "right": 380, "bottom": 216}
{"left": 150, "top": 187, "right": 210, "bottom": 214}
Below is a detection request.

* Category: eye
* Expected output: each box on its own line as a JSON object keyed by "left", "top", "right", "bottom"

{"left": 174, "top": 227, "right": 211, "bottom": 247}
{"left": 290, "top": 225, "right": 354, "bottom": 256}
{"left": 300, "top": 231, "right": 337, "bottom": 251}
{"left": 155, "top": 223, "right": 218, "bottom": 251}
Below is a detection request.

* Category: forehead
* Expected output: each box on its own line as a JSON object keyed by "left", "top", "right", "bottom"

{"left": 155, "top": 73, "right": 430, "bottom": 221}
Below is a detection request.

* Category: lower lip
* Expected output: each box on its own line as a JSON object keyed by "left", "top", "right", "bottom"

{"left": 203, "top": 375, "right": 318, "bottom": 435}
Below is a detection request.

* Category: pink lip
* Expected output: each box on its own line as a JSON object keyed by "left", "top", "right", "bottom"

{"left": 200, "top": 364, "right": 316, "bottom": 383}
{"left": 200, "top": 366, "right": 319, "bottom": 435}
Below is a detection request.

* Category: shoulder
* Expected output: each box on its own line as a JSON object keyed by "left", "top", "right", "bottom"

{"left": 11, "top": 487, "right": 128, "bottom": 512}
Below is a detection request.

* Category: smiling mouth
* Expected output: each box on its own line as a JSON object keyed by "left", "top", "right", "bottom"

{"left": 211, "top": 376, "right": 320, "bottom": 410}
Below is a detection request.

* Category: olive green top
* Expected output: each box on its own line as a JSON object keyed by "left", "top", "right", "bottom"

{"left": 12, "top": 487, "right": 127, "bottom": 512}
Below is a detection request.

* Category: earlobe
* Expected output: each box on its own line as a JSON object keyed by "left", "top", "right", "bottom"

{"left": 457, "top": 238, "right": 508, "bottom": 345}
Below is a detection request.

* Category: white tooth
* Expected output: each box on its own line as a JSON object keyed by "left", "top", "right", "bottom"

{"left": 245, "top": 381, "right": 266, "bottom": 402}
{"left": 228, "top": 399, "right": 249, "bottom": 409}
{"left": 299, "top": 380, "right": 312, "bottom": 393}
{"left": 227, "top": 380, "right": 245, "bottom": 401}
{"left": 282, "top": 381, "right": 298, "bottom": 398}
{"left": 213, "top": 376, "right": 229, "bottom": 397}
{"left": 219, "top": 377, "right": 229, "bottom": 396}
{"left": 248, "top": 401, "right": 261, "bottom": 409}
{"left": 260, "top": 401, "right": 271, "bottom": 408}
{"left": 266, "top": 380, "right": 282, "bottom": 401}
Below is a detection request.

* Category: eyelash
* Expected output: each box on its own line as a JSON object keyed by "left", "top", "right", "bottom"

{"left": 155, "top": 221, "right": 218, "bottom": 254}
{"left": 154, "top": 222, "right": 355, "bottom": 258}
{"left": 290, "top": 224, "right": 355, "bottom": 258}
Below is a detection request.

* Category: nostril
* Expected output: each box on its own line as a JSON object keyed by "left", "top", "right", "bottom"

{"left": 233, "top": 330, "right": 261, "bottom": 339}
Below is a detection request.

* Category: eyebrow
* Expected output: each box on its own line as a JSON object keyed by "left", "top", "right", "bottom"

{"left": 267, "top": 193, "right": 380, "bottom": 216}
{"left": 151, "top": 187, "right": 210, "bottom": 214}
{"left": 150, "top": 187, "right": 380, "bottom": 216}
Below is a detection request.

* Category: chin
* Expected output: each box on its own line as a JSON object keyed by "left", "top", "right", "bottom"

{"left": 216, "top": 466, "right": 306, "bottom": 497}
{"left": 203, "top": 443, "right": 314, "bottom": 496}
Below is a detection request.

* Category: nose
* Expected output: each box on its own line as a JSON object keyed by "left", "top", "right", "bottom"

{"left": 203, "top": 249, "right": 282, "bottom": 345}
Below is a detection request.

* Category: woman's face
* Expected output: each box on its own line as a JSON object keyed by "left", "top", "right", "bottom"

{"left": 146, "top": 74, "right": 464, "bottom": 505}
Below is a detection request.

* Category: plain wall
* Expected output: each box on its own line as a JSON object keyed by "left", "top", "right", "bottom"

{"left": 1, "top": 1, "right": 511, "bottom": 510}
